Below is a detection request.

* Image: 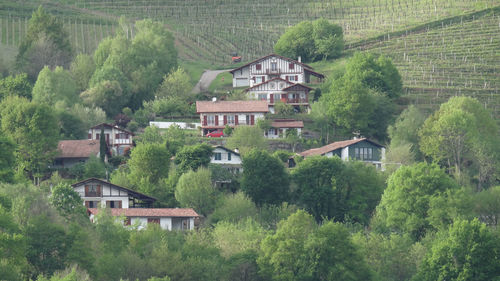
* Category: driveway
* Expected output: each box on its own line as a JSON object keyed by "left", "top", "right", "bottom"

{"left": 192, "top": 69, "right": 229, "bottom": 93}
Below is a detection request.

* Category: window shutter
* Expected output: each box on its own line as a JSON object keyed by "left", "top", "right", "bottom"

{"left": 118, "top": 201, "right": 122, "bottom": 208}
{"left": 97, "top": 185, "right": 101, "bottom": 196}
{"left": 286, "top": 76, "right": 289, "bottom": 81}
{"left": 106, "top": 201, "right": 111, "bottom": 208}
{"left": 223, "top": 115, "right": 227, "bottom": 125}
{"left": 96, "top": 133, "right": 100, "bottom": 140}
{"left": 262, "top": 76, "right": 265, "bottom": 82}
{"left": 250, "top": 115, "right": 255, "bottom": 125}
{"left": 88, "top": 133, "right": 91, "bottom": 139}
{"left": 295, "top": 75, "right": 298, "bottom": 81}
{"left": 235, "top": 115, "right": 239, "bottom": 125}
{"left": 115, "top": 134, "right": 120, "bottom": 139}
{"left": 215, "top": 115, "right": 219, "bottom": 126}
{"left": 84, "top": 185, "right": 89, "bottom": 196}
{"left": 270, "top": 94, "right": 274, "bottom": 103}
{"left": 203, "top": 115, "right": 207, "bottom": 126}
{"left": 85, "top": 201, "right": 89, "bottom": 208}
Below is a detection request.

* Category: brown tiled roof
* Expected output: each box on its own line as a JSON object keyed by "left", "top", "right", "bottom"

{"left": 299, "top": 138, "right": 383, "bottom": 157}
{"left": 196, "top": 100, "right": 269, "bottom": 113}
{"left": 229, "top": 53, "right": 315, "bottom": 73}
{"left": 88, "top": 208, "right": 199, "bottom": 217}
{"left": 57, "top": 140, "right": 100, "bottom": 158}
{"left": 271, "top": 119, "right": 304, "bottom": 128}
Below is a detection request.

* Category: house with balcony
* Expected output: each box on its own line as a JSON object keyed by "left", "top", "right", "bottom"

{"left": 297, "top": 138, "right": 386, "bottom": 170}
{"left": 72, "top": 178, "right": 199, "bottom": 230}
{"left": 88, "top": 123, "right": 134, "bottom": 156}
{"left": 230, "top": 54, "right": 324, "bottom": 88}
{"left": 196, "top": 100, "right": 269, "bottom": 136}
{"left": 245, "top": 78, "right": 313, "bottom": 113}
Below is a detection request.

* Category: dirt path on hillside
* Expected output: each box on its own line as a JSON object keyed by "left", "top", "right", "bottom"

{"left": 192, "top": 69, "right": 229, "bottom": 93}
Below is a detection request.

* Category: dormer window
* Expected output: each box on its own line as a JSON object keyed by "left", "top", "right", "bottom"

{"left": 256, "top": 64, "right": 262, "bottom": 70}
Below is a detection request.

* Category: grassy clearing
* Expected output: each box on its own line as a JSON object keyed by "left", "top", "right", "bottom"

{"left": 208, "top": 72, "right": 233, "bottom": 93}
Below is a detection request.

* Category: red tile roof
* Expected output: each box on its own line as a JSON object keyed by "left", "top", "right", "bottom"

{"left": 57, "top": 140, "right": 100, "bottom": 158}
{"left": 196, "top": 100, "right": 269, "bottom": 113}
{"left": 299, "top": 138, "right": 383, "bottom": 157}
{"left": 88, "top": 208, "right": 199, "bottom": 217}
{"left": 271, "top": 119, "right": 304, "bottom": 128}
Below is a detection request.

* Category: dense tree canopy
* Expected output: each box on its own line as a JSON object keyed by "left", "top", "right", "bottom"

{"left": 375, "top": 162, "right": 458, "bottom": 240}
{"left": 0, "top": 73, "right": 32, "bottom": 100}
{"left": 241, "top": 149, "right": 290, "bottom": 206}
{"left": 32, "top": 66, "right": 78, "bottom": 107}
{"left": 419, "top": 96, "right": 500, "bottom": 188}
{"left": 226, "top": 126, "right": 267, "bottom": 156}
{"left": 274, "top": 18, "right": 343, "bottom": 62}
{"left": 414, "top": 219, "right": 500, "bottom": 281}
{"left": 318, "top": 52, "right": 401, "bottom": 140}
{"left": 175, "top": 168, "right": 218, "bottom": 216}
{"left": 16, "top": 6, "right": 72, "bottom": 81}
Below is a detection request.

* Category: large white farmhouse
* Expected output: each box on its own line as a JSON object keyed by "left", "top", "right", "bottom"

{"left": 230, "top": 54, "right": 324, "bottom": 88}
{"left": 72, "top": 178, "right": 199, "bottom": 230}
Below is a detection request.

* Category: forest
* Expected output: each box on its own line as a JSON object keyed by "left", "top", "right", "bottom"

{"left": 1, "top": 4, "right": 500, "bottom": 281}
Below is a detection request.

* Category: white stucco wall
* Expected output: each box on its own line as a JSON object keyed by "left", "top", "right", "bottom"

{"left": 341, "top": 147, "right": 349, "bottom": 161}
{"left": 211, "top": 147, "right": 242, "bottom": 165}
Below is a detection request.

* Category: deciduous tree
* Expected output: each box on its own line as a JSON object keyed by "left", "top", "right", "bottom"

{"left": 226, "top": 126, "right": 267, "bottom": 156}
{"left": 241, "top": 149, "right": 289, "bottom": 206}
{"left": 32, "top": 66, "right": 78, "bottom": 107}
{"left": 175, "top": 168, "right": 218, "bottom": 216}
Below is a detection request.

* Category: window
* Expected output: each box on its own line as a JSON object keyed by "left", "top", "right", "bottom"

{"left": 271, "top": 62, "right": 277, "bottom": 71}
{"left": 85, "top": 201, "right": 100, "bottom": 208}
{"left": 214, "top": 153, "right": 222, "bottom": 161}
{"left": 88, "top": 133, "right": 92, "bottom": 139}
{"left": 354, "top": 147, "right": 373, "bottom": 160}
{"left": 228, "top": 153, "right": 232, "bottom": 161}
{"left": 227, "top": 115, "right": 235, "bottom": 125}
{"left": 207, "top": 115, "right": 215, "bottom": 125}
{"left": 255, "top": 63, "right": 262, "bottom": 70}
{"left": 255, "top": 76, "right": 263, "bottom": 84}
{"left": 288, "top": 75, "right": 296, "bottom": 81}
{"left": 106, "top": 200, "right": 122, "bottom": 208}
{"left": 289, "top": 63, "right": 295, "bottom": 69}
{"left": 258, "top": 94, "right": 267, "bottom": 100}
{"left": 147, "top": 218, "right": 160, "bottom": 224}
{"left": 96, "top": 133, "right": 100, "bottom": 140}
{"left": 85, "top": 184, "right": 101, "bottom": 197}
{"left": 116, "top": 133, "right": 128, "bottom": 139}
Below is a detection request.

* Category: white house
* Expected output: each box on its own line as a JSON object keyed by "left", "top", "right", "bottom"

{"left": 87, "top": 208, "right": 197, "bottom": 230}
{"left": 230, "top": 54, "right": 324, "bottom": 88}
{"left": 88, "top": 123, "right": 134, "bottom": 156}
{"left": 298, "top": 138, "right": 386, "bottom": 170}
{"left": 265, "top": 119, "right": 304, "bottom": 139}
{"left": 210, "top": 146, "right": 242, "bottom": 173}
{"left": 245, "top": 78, "right": 313, "bottom": 113}
{"left": 72, "top": 178, "right": 199, "bottom": 230}
{"left": 196, "top": 100, "right": 268, "bottom": 136}
{"left": 53, "top": 140, "right": 101, "bottom": 168}
{"left": 72, "top": 178, "right": 156, "bottom": 209}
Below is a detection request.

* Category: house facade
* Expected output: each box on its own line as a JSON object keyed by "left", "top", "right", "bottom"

{"left": 230, "top": 54, "right": 324, "bottom": 88}
{"left": 88, "top": 123, "right": 134, "bottom": 156}
{"left": 265, "top": 119, "right": 304, "bottom": 139}
{"left": 73, "top": 178, "right": 199, "bottom": 230}
{"left": 196, "top": 100, "right": 268, "bottom": 136}
{"left": 87, "top": 208, "right": 197, "bottom": 230}
{"left": 53, "top": 140, "right": 100, "bottom": 168}
{"left": 245, "top": 78, "right": 313, "bottom": 113}
{"left": 298, "top": 138, "right": 386, "bottom": 170}
{"left": 210, "top": 146, "right": 242, "bottom": 173}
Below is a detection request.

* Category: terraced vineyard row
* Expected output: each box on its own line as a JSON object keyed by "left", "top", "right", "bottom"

{"left": 366, "top": 11, "right": 500, "bottom": 117}
{"left": 58, "top": 0, "right": 499, "bottom": 63}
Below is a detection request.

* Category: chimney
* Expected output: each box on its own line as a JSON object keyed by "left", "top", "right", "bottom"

{"left": 298, "top": 56, "right": 301, "bottom": 63}
{"left": 212, "top": 97, "right": 217, "bottom": 102}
